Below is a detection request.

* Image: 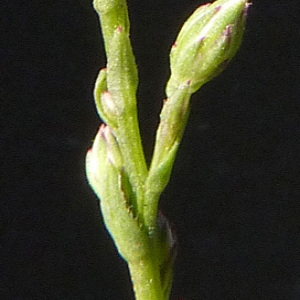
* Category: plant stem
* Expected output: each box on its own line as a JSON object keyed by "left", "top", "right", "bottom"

{"left": 128, "top": 259, "right": 166, "bottom": 300}
{"left": 88, "top": 1, "right": 250, "bottom": 299}
{"left": 115, "top": 106, "right": 148, "bottom": 214}
{"left": 144, "top": 85, "right": 192, "bottom": 230}
{"left": 94, "top": 0, "right": 148, "bottom": 216}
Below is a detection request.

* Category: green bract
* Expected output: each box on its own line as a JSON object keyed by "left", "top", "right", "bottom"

{"left": 166, "top": 0, "right": 248, "bottom": 96}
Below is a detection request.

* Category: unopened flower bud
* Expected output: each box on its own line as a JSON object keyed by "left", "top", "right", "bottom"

{"left": 102, "top": 125, "right": 124, "bottom": 171}
{"left": 86, "top": 123, "right": 149, "bottom": 263}
{"left": 166, "top": 0, "right": 249, "bottom": 97}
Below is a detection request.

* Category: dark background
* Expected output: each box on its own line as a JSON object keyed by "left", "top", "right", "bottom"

{"left": 1, "top": 0, "right": 300, "bottom": 299}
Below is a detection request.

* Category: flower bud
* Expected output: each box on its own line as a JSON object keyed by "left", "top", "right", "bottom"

{"left": 166, "top": 0, "right": 249, "bottom": 97}
{"left": 102, "top": 124, "right": 123, "bottom": 171}
{"left": 86, "top": 124, "right": 151, "bottom": 263}
{"left": 94, "top": 69, "right": 118, "bottom": 129}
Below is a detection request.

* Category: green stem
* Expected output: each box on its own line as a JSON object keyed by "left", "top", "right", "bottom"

{"left": 94, "top": 0, "right": 148, "bottom": 216}
{"left": 144, "top": 85, "right": 192, "bottom": 230}
{"left": 115, "top": 107, "right": 148, "bottom": 212}
{"left": 88, "top": 0, "right": 249, "bottom": 299}
{"left": 128, "top": 260, "right": 166, "bottom": 300}
{"left": 107, "top": 31, "right": 148, "bottom": 217}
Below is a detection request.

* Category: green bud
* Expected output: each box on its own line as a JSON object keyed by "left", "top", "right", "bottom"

{"left": 86, "top": 125, "right": 150, "bottom": 263}
{"left": 86, "top": 124, "right": 110, "bottom": 198}
{"left": 100, "top": 91, "right": 117, "bottom": 117}
{"left": 86, "top": 124, "right": 125, "bottom": 199}
{"left": 94, "top": 69, "right": 117, "bottom": 129}
{"left": 166, "top": 0, "right": 249, "bottom": 96}
{"left": 102, "top": 125, "right": 124, "bottom": 171}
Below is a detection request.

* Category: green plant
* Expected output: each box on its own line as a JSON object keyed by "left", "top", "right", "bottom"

{"left": 86, "top": 0, "right": 249, "bottom": 299}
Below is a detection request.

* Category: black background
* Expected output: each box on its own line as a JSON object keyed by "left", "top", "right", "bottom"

{"left": 2, "top": 0, "right": 300, "bottom": 299}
